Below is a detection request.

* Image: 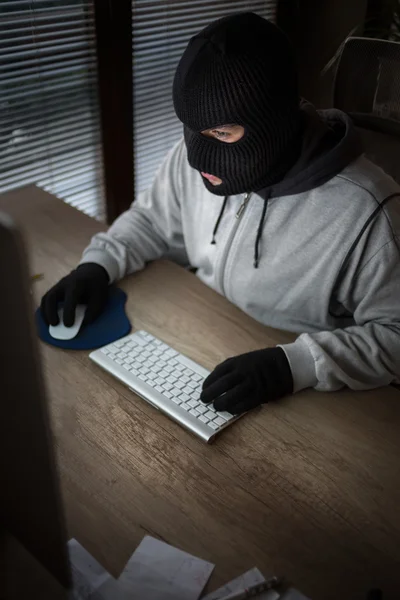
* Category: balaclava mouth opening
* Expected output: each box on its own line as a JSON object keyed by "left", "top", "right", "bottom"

{"left": 173, "top": 12, "right": 303, "bottom": 196}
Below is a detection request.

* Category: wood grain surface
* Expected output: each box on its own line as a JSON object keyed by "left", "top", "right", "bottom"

{"left": 1, "top": 186, "right": 400, "bottom": 600}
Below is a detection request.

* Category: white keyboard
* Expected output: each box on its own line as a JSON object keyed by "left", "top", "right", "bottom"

{"left": 89, "top": 330, "right": 241, "bottom": 442}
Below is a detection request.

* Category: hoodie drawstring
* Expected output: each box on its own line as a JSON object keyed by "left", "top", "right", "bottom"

{"left": 254, "top": 194, "right": 270, "bottom": 268}
{"left": 210, "top": 193, "right": 270, "bottom": 268}
{"left": 211, "top": 196, "right": 228, "bottom": 244}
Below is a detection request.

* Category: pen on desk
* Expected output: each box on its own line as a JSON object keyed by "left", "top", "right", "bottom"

{"left": 218, "top": 575, "right": 283, "bottom": 600}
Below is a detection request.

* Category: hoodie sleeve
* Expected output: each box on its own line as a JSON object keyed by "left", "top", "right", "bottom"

{"left": 79, "top": 139, "right": 188, "bottom": 282}
{"left": 279, "top": 236, "right": 400, "bottom": 392}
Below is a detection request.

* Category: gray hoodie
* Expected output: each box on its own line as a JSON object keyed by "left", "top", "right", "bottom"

{"left": 81, "top": 105, "right": 400, "bottom": 394}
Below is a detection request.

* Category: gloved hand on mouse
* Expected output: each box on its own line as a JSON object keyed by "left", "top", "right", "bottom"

{"left": 200, "top": 346, "right": 293, "bottom": 414}
{"left": 40, "top": 263, "right": 109, "bottom": 327}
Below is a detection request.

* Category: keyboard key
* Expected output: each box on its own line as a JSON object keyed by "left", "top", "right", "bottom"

{"left": 108, "top": 344, "right": 118, "bottom": 353}
{"left": 159, "top": 370, "right": 168, "bottom": 379}
{"left": 142, "top": 350, "right": 151, "bottom": 358}
{"left": 176, "top": 363, "right": 185, "bottom": 372}
{"left": 180, "top": 375, "right": 190, "bottom": 384}
{"left": 163, "top": 382, "right": 173, "bottom": 390}
{"left": 192, "top": 373, "right": 203, "bottom": 382}
{"left": 140, "top": 367, "right": 149, "bottom": 375}
{"left": 155, "top": 377, "right": 165, "bottom": 386}
{"left": 213, "top": 417, "right": 226, "bottom": 427}
{"left": 169, "top": 358, "right": 178, "bottom": 366}
{"left": 130, "top": 368, "right": 139, "bottom": 376}
{"left": 117, "top": 352, "right": 127, "bottom": 359}
{"left": 151, "top": 366, "right": 161, "bottom": 374}
{"left": 135, "top": 336, "right": 147, "bottom": 346}
{"left": 147, "top": 380, "right": 156, "bottom": 387}
{"left": 190, "top": 409, "right": 200, "bottom": 418}
{"left": 148, "top": 372, "right": 157, "bottom": 380}
{"left": 171, "top": 388, "right": 181, "bottom": 396}
{"left": 148, "top": 355, "right": 157, "bottom": 364}
{"left": 166, "top": 349, "right": 178, "bottom": 357}
{"left": 199, "top": 415, "right": 209, "bottom": 423}
{"left": 183, "top": 386, "right": 193, "bottom": 395}
{"left": 154, "top": 339, "right": 162, "bottom": 346}
{"left": 138, "top": 374, "right": 147, "bottom": 381}
{"left": 167, "top": 375, "right": 177, "bottom": 384}
{"left": 197, "top": 405, "right": 207, "bottom": 414}
{"left": 188, "top": 399, "right": 199, "bottom": 408}
{"left": 205, "top": 410, "right": 216, "bottom": 420}
{"left": 124, "top": 357, "right": 133, "bottom": 364}
{"left": 217, "top": 411, "right": 233, "bottom": 421}
{"left": 164, "top": 391, "right": 172, "bottom": 399}
{"left": 164, "top": 365, "right": 174, "bottom": 373}
{"left": 136, "top": 356, "right": 146, "bottom": 364}
{"left": 171, "top": 396, "right": 181, "bottom": 404}
{"left": 116, "top": 358, "right": 123, "bottom": 365}
{"left": 101, "top": 347, "right": 110, "bottom": 354}
{"left": 155, "top": 385, "right": 164, "bottom": 393}
{"left": 108, "top": 353, "right": 116, "bottom": 360}
{"left": 181, "top": 402, "right": 190, "bottom": 411}
{"left": 184, "top": 368, "right": 193, "bottom": 376}
{"left": 175, "top": 381, "right": 185, "bottom": 389}
{"left": 123, "top": 364, "right": 131, "bottom": 370}
{"left": 209, "top": 422, "right": 219, "bottom": 430}
{"left": 154, "top": 350, "right": 162, "bottom": 357}
{"left": 188, "top": 381, "right": 198, "bottom": 389}
{"left": 179, "top": 393, "right": 190, "bottom": 402}
{"left": 114, "top": 340, "right": 124, "bottom": 347}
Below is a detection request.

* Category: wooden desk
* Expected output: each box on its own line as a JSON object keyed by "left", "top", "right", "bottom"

{"left": 2, "top": 186, "right": 400, "bottom": 600}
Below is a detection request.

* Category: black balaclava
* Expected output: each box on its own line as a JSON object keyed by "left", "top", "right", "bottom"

{"left": 173, "top": 12, "right": 303, "bottom": 196}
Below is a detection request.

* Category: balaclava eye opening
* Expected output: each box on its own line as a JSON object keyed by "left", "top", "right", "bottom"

{"left": 173, "top": 12, "right": 303, "bottom": 196}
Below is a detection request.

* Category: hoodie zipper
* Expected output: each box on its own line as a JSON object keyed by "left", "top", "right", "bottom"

{"left": 217, "top": 192, "right": 252, "bottom": 296}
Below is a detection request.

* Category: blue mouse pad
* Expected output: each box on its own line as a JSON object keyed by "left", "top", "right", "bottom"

{"left": 36, "top": 286, "right": 131, "bottom": 350}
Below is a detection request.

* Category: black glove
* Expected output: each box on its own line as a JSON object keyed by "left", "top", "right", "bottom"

{"left": 40, "top": 263, "right": 109, "bottom": 327}
{"left": 200, "top": 347, "right": 293, "bottom": 414}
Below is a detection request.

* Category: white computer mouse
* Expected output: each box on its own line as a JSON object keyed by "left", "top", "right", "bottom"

{"left": 49, "top": 305, "right": 87, "bottom": 340}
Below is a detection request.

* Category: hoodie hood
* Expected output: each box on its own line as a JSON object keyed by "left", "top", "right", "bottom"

{"left": 210, "top": 101, "right": 364, "bottom": 267}
{"left": 263, "top": 101, "right": 364, "bottom": 199}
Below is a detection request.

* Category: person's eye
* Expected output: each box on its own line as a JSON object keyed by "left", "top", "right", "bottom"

{"left": 213, "top": 130, "right": 230, "bottom": 140}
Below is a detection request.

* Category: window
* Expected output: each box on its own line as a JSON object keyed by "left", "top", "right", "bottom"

{"left": 132, "top": 1, "right": 277, "bottom": 194}
{"left": 0, "top": 0, "right": 105, "bottom": 220}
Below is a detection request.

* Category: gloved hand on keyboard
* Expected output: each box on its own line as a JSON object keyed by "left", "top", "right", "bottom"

{"left": 40, "top": 263, "right": 110, "bottom": 327}
{"left": 200, "top": 347, "right": 293, "bottom": 414}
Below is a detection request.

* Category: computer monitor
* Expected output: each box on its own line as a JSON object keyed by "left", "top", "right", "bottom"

{"left": 0, "top": 212, "right": 71, "bottom": 596}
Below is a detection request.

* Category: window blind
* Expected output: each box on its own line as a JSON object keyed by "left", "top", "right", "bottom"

{"left": 0, "top": 0, "right": 105, "bottom": 220}
{"left": 133, "top": 1, "right": 277, "bottom": 194}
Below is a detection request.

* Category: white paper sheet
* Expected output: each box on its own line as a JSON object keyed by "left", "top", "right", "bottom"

{"left": 67, "top": 538, "right": 114, "bottom": 600}
{"left": 202, "top": 567, "right": 280, "bottom": 600}
{"left": 114, "top": 535, "right": 214, "bottom": 600}
{"left": 90, "top": 579, "right": 126, "bottom": 600}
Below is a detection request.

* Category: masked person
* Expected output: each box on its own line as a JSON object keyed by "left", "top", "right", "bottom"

{"left": 41, "top": 12, "right": 400, "bottom": 414}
